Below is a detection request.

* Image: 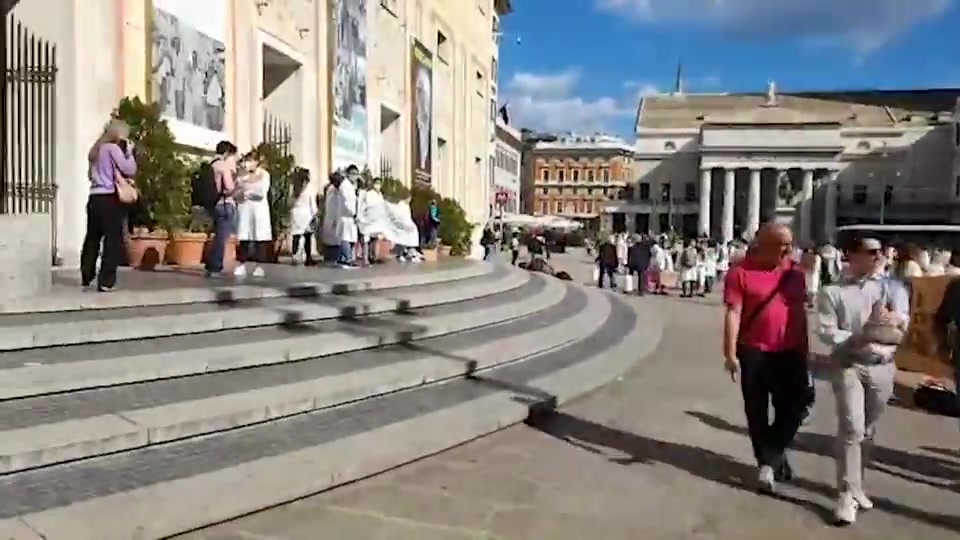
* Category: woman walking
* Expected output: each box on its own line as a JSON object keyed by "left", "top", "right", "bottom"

{"left": 234, "top": 151, "right": 272, "bottom": 278}
{"left": 289, "top": 169, "right": 317, "bottom": 265}
{"left": 81, "top": 119, "right": 137, "bottom": 292}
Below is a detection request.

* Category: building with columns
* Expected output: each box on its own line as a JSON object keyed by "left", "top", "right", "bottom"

{"left": 524, "top": 134, "right": 633, "bottom": 230}
{"left": 602, "top": 87, "right": 960, "bottom": 243}
{"left": 5, "top": 0, "right": 509, "bottom": 267}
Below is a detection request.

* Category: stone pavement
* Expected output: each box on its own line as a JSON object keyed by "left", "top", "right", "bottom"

{"left": 183, "top": 252, "right": 959, "bottom": 540}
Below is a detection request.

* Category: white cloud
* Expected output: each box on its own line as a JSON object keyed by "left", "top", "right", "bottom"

{"left": 597, "top": 0, "right": 954, "bottom": 53}
{"left": 504, "top": 69, "right": 639, "bottom": 134}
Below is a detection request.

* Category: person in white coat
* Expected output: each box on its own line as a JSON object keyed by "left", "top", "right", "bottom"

{"left": 321, "top": 175, "right": 341, "bottom": 265}
{"left": 288, "top": 169, "right": 317, "bottom": 265}
{"left": 234, "top": 151, "right": 272, "bottom": 278}
{"left": 357, "top": 178, "right": 389, "bottom": 265}
{"left": 334, "top": 167, "right": 359, "bottom": 268}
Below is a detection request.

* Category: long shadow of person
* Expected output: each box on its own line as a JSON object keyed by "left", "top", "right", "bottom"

{"left": 685, "top": 410, "right": 960, "bottom": 491}
{"left": 526, "top": 410, "right": 960, "bottom": 533}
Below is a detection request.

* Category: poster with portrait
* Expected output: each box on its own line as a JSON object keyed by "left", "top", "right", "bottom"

{"left": 895, "top": 276, "right": 955, "bottom": 381}
{"left": 411, "top": 40, "right": 433, "bottom": 187}
{"left": 330, "top": 0, "right": 368, "bottom": 171}
{"left": 150, "top": 0, "right": 227, "bottom": 149}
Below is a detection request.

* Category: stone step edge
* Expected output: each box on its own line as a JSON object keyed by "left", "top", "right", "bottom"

{"left": 0, "top": 263, "right": 492, "bottom": 315}
{"left": 0, "top": 276, "right": 565, "bottom": 400}
{"left": 0, "top": 290, "right": 611, "bottom": 475}
{"left": 0, "top": 268, "right": 527, "bottom": 351}
{"left": 8, "top": 294, "right": 662, "bottom": 540}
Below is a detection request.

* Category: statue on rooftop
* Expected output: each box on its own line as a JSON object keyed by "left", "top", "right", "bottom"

{"left": 766, "top": 80, "right": 778, "bottom": 106}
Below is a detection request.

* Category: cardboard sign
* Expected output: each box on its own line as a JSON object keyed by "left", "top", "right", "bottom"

{"left": 895, "top": 276, "right": 955, "bottom": 380}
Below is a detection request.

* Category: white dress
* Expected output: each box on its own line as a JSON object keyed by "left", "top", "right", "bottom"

{"left": 679, "top": 249, "right": 697, "bottom": 283}
{"left": 289, "top": 189, "right": 318, "bottom": 236}
{"left": 236, "top": 170, "right": 272, "bottom": 242}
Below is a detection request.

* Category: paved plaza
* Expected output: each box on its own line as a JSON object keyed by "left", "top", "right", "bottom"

{"left": 183, "top": 253, "right": 960, "bottom": 540}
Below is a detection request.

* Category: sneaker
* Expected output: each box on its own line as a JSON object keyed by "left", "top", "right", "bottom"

{"left": 758, "top": 465, "right": 776, "bottom": 494}
{"left": 338, "top": 263, "right": 357, "bottom": 269}
{"left": 852, "top": 491, "right": 873, "bottom": 511}
{"left": 233, "top": 265, "right": 247, "bottom": 278}
{"left": 834, "top": 492, "right": 858, "bottom": 525}
{"left": 251, "top": 266, "right": 266, "bottom": 278}
{"left": 775, "top": 459, "right": 794, "bottom": 483}
{"left": 97, "top": 285, "right": 116, "bottom": 293}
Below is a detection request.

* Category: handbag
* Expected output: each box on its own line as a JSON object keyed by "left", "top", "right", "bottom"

{"left": 115, "top": 170, "right": 139, "bottom": 204}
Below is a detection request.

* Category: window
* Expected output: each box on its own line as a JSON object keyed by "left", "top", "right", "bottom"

{"left": 436, "top": 32, "right": 449, "bottom": 63}
{"left": 541, "top": 187, "right": 547, "bottom": 194}
{"left": 557, "top": 169, "right": 565, "bottom": 182}
{"left": 490, "top": 98, "right": 496, "bottom": 122}
{"left": 489, "top": 156, "right": 495, "bottom": 187}
{"left": 539, "top": 200, "right": 548, "bottom": 214}
{"left": 853, "top": 184, "right": 868, "bottom": 205}
{"left": 684, "top": 182, "right": 697, "bottom": 202}
{"left": 601, "top": 168, "right": 610, "bottom": 182}
{"left": 540, "top": 169, "right": 548, "bottom": 181}
{"left": 638, "top": 182, "right": 650, "bottom": 201}
{"left": 476, "top": 71, "right": 484, "bottom": 97}
{"left": 660, "top": 183, "right": 671, "bottom": 202}
{"left": 586, "top": 170, "right": 595, "bottom": 182}
{"left": 883, "top": 185, "right": 893, "bottom": 205}
{"left": 955, "top": 175, "right": 960, "bottom": 198}
{"left": 572, "top": 169, "right": 580, "bottom": 182}
{"left": 554, "top": 199, "right": 562, "bottom": 213}
{"left": 491, "top": 58, "right": 498, "bottom": 84}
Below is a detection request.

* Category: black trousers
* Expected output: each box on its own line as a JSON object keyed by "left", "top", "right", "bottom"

{"left": 239, "top": 240, "right": 269, "bottom": 263}
{"left": 737, "top": 345, "right": 810, "bottom": 469}
{"left": 291, "top": 233, "right": 313, "bottom": 261}
{"left": 80, "top": 193, "right": 125, "bottom": 288}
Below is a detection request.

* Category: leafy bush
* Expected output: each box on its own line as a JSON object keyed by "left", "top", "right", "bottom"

{"left": 114, "top": 96, "right": 190, "bottom": 233}
{"left": 410, "top": 184, "right": 473, "bottom": 255}
{"left": 378, "top": 176, "right": 410, "bottom": 203}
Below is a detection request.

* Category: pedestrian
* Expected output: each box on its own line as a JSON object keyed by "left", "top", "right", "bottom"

{"left": 722, "top": 223, "right": 809, "bottom": 494}
{"left": 509, "top": 231, "right": 520, "bottom": 266}
{"left": 202, "top": 140, "right": 239, "bottom": 278}
{"left": 334, "top": 166, "right": 359, "bottom": 268}
{"left": 596, "top": 235, "right": 618, "bottom": 290}
{"left": 679, "top": 239, "right": 699, "bottom": 297}
{"left": 480, "top": 226, "right": 496, "bottom": 260}
{"left": 234, "top": 150, "right": 272, "bottom": 278}
{"left": 818, "top": 237, "right": 909, "bottom": 525}
{"left": 289, "top": 168, "right": 317, "bottom": 266}
{"left": 626, "top": 234, "right": 651, "bottom": 296}
{"left": 703, "top": 242, "right": 718, "bottom": 294}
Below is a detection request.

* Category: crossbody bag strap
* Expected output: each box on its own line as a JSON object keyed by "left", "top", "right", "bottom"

{"left": 741, "top": 270, "right": 792, "bottom": 335}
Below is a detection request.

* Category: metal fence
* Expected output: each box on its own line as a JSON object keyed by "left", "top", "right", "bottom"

{"left": 261, "top": 112, "right": 292, "bottom": 157}
{"left": 2, "top": 15, "right": 58, "bottom": 216}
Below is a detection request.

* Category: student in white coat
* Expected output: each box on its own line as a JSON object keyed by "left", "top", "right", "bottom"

{"left": 334, "top": 167, "right": 359, "bottom": 268}
{"left": 289, "top": 168, "right": 317, "bottom": 265}
{"left": 234, "top": 151, "right": 272, "bottom": 278}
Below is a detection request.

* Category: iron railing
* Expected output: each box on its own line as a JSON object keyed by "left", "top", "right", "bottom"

{"left": 3, "top": 15, "right": 58, "bottom": 216}
{"left": 261, "top": 112, "right": 292, "bottom": 158}
{"left": 379, "top": 155, "right": 394, "bottom": 179}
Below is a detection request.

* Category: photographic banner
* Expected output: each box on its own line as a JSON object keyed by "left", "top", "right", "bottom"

{"left": 330, "top": 0, "right": 369, "bottom": 171}
{"left": 895, "top": 276, "right": 955, "bottom": 381}
{"left": 410, "top": 39, "right": 433, "bottom": 187}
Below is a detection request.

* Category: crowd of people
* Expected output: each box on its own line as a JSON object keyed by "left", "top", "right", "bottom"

{"left": 80, "top": 121, "right": 440, "bottom": 291}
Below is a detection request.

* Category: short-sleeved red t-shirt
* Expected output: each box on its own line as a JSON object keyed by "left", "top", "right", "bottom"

{"left": 723, "top": 257, "right": 807, "bottom": 353}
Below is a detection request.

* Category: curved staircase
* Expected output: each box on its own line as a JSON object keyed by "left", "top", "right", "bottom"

{"left": 0, "top": 260, "right": 662, "bottom": 539}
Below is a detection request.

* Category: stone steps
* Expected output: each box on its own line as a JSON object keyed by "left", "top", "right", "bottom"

{"left": 0, "top": 262, "right": 663, "bottom": 539}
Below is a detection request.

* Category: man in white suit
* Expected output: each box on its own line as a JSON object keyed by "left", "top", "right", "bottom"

{"left": 335, "top": 166, "right": 360, "bottom": 268}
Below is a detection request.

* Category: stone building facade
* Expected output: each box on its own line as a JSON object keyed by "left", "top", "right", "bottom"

{"left": 525, "top": 135, "right": 632, "bottom": 229}
{"left": 492, "top": 118, "right": 522, "bottom": 214}
{"left": 603, "top": 88, "right": 960, "bottom": 243}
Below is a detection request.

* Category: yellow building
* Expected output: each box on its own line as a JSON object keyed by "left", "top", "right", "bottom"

{"left": 5, "top": 0, "right": 509, "bottom": 266}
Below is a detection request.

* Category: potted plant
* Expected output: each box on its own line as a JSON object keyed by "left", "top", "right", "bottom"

{"left": 114, "top": 97, "right": 185, "bottom": 269}
{"left": 166, "top": 208, "right": 212, "bottom": 267}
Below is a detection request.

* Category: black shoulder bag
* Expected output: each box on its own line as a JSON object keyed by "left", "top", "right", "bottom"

{"left": 741, "top": 269, "right": 793, "bottom": 335}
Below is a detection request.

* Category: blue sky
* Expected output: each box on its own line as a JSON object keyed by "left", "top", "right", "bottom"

{"left": 497, "top": 0, "right": 960, "bottom": 137}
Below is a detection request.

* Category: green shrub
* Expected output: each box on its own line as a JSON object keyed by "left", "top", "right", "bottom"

{"left": 378, "top": 176, "right": 410, "bottom": 203}
{"left": 409, "top": 184, "right": 473, "bottom": 255}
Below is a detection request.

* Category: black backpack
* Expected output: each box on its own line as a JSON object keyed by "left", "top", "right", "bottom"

{"left": 191, "top": 158, "right": 222, "bottom": 209}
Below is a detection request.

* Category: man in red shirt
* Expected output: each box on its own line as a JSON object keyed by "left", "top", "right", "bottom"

{"left": 723, "top": 223, "right": 809, "bottom": 494}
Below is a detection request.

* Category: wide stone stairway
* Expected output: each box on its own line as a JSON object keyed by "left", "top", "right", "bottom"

{"left": 0, "top": 260, "right": 661, "bottom": 539}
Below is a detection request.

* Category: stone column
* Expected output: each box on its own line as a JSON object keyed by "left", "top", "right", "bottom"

{"left": 824, "top": 170, "right": 839, "bottom": 243}
{"left": 746, "top": 168, "right": 761, "bottom": 239}
{"left": 625, "top": 212, "right": 636, "bottom": 234}
{"left": 721, "top": 168, "right": 735, "bottom": 242}
{"left": 698, "top": 169, "right": 711, "bottom": 237}
{"left": 800, "top": 169, "right": 815, "bottom": 242}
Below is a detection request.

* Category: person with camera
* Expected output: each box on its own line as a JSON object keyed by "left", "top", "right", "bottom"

{"left": 817, "top": 237, "right": 909, "bottom": 526}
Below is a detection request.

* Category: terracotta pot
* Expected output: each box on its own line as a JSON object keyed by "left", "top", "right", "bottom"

{"left": 438, "top": 245, "right": 452, "bottom": 258}
{"left": 126, "top": 233, "right": 168, "bottom": 270}
{"left": 167, "top": 232, "right": 209, "bottom": 267}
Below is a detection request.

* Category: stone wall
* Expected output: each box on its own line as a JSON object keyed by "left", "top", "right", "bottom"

{"left": 0, "top": 215, "right": 52, "bottom": 302}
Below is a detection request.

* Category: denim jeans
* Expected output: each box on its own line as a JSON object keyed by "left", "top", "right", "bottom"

{"left": 339, "top": 241, "right": 355, "bottom": 265}
{"left": 206, "top": 204, "right": 236, "bottom": 273}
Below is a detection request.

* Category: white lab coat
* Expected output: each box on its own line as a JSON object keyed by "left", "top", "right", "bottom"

{"left": 289, "top": 188, "right": 318, "bottom": 235}
{"left": 236, "top": 169, "right": 272, "bottom": 242}
{"left": 334, "top": 178, "right": 358, "bottom": 244}
{"left": 357, "top": 188, "right": 390, "bottom": 239}
{"left": 321, "top": 183, "right": 339, "bottom": 246}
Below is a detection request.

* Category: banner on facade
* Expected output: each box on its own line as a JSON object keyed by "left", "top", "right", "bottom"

{"left": 330, "top": 0, "right": 368, "bottom": 171}
{"left": 410, "top": 39, "right": 433, "bottom": 187}
{"left": 895, "top": 276, "right": 955, "bottom": 381}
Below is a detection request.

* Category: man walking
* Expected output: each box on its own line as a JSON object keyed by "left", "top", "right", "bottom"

{"left": 596, "top": 235, "right": 618, "bottom": 290}
{"left": 626, "top": 234, "right": 651, "bottom": 295}
{"left": 818, "top": 237, "right": 909, "bottom": 525}
{"left": 723, "top": 223, "right": 809, "bottom": 493}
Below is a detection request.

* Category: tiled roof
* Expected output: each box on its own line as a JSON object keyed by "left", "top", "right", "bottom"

{"left": 637, "top": 89, "right": 960, "bottom": 129}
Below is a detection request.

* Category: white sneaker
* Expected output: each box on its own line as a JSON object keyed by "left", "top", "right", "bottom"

{"left": 252, "top": 266, "right": 266, "bottom": 278}
{"left": 852, "top": 490, "right": 873, "bottom": 511}
{"left": 233, "top": 265, "right": 247, "bottom": 278}
{"left": 758, "top": 465, "right": 776, "bottom": 493}
{"left": 834, "top": 492, "right": 858, "bottom": 525}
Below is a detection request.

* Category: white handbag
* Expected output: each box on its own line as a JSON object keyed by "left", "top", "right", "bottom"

{"left": 624, "top": 274, "right": 635, "bottom": 293}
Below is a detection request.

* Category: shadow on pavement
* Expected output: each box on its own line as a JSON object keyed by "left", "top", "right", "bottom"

{"left": 527, "top": 410, "right": 960, "bottom": 533}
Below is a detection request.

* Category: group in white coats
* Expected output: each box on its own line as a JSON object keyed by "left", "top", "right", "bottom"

{"left": 321, "top": 168, "right": 359, "bottom": 268}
